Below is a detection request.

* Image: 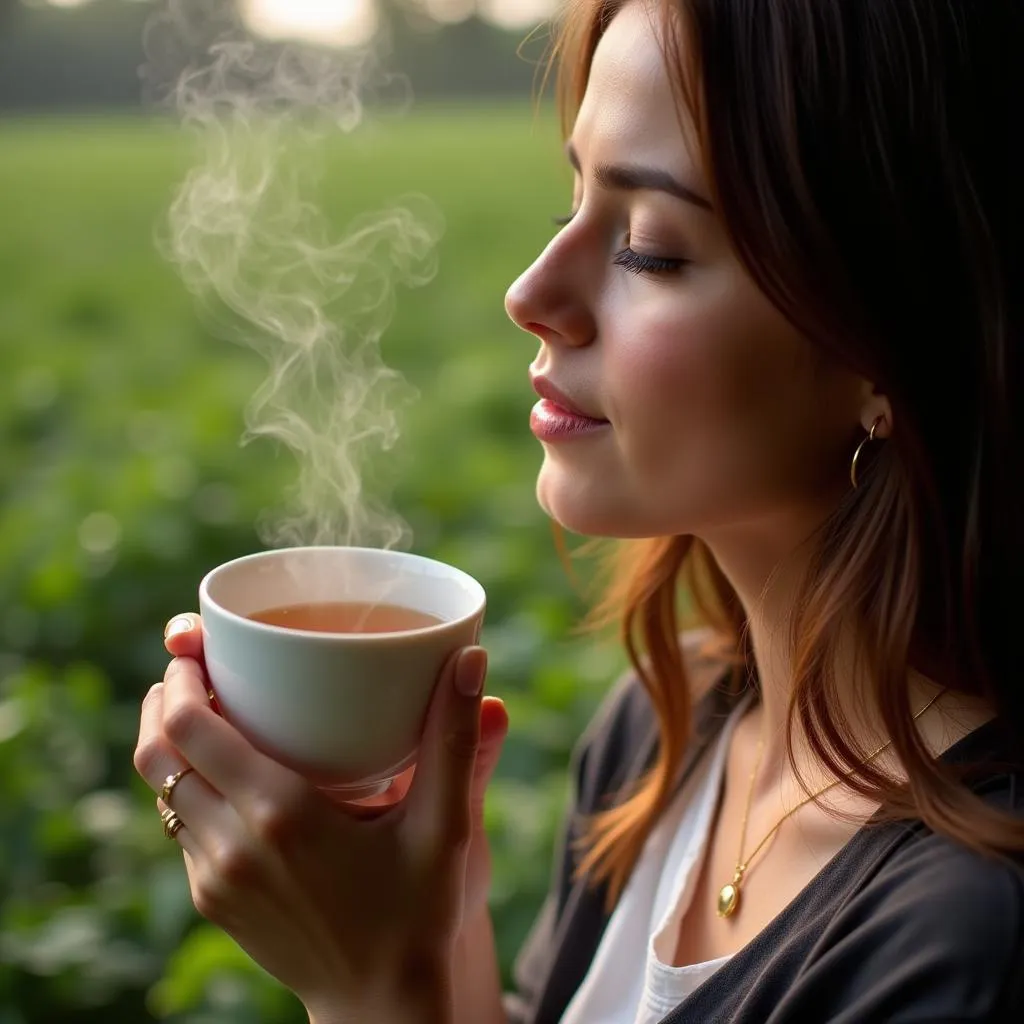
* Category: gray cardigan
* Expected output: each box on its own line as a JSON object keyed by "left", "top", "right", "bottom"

{"left": 503, "top": 672, "right": 1024, "bottom": 1023}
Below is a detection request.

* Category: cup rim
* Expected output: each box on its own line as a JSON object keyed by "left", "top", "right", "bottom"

{"left": 198, "top": 545, "right": 486, "bottom": 642}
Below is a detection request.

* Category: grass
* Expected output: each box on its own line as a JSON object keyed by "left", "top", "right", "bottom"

{"left": 0, "top": 106, "right": 629, "bottom": 1021}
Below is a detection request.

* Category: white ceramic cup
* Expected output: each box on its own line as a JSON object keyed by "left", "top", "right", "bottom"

{"left": 198, "top": 546, "right": 486, "bottom": 798}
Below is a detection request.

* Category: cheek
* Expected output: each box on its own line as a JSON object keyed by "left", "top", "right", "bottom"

{"left": 608, "top": 302, "right": 778, "bottom": 446}
{"left": 606, "top": 286, "right": 831, "bottom": 498}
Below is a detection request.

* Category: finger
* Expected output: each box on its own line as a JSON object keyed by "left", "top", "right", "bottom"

{"left": 470, "top": 698, "right": 509, "bottom": 807}
{"left": 134, "top": 682, "right": 230, "bottom": 850}
{"left": 163, "top": 615, "right": 216, "bottom": 707}
{"left": 404, "top": 647, "right": 487, "bottom": 850}
{"left": 156, "top": 796, "right": 203, "bottom": 859}
{"left": 479, "top": 696, "right": 508, "bottom": 745}
{"left": 164, "top": 613, "right": 204, "bottom": 662}
{"left": 161, "top": 658, "right": 280, "bottom": 796}
{"left": 161, "top": 656, "right": 321, "bottom": 831}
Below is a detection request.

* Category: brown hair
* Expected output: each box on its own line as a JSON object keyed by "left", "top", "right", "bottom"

{"left": 549, "top": 0, "right": 1024, "bottom": 907}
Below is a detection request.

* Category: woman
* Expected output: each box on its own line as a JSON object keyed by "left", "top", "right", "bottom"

{"left": 133, "top": 1, "right": 1024, "bottom": 1021}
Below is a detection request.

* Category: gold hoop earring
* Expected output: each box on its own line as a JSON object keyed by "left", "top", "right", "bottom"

{"left": 850, "top": 416, "right": 885, "bottom": 490}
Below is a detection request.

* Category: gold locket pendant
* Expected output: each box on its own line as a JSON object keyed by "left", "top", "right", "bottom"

{"left": 717, "top": 869, "right": 745, "bottom": 918}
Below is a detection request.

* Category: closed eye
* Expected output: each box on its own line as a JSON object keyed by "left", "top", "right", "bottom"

{"left": 613, "top": 247, "right": 689, "bottom": 276}
{"left": 550, "top": 213, "right": 689, "bottom": 276}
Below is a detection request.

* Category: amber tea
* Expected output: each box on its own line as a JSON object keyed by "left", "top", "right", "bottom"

{"left": 249, "top": 600, "right": 444, "bottom": 634}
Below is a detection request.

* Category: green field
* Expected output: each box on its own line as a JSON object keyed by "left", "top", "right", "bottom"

{"left": 0, "top": 108, "right": 627, "bottom": 1022}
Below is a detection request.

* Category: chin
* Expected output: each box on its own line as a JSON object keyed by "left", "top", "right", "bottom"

{"left": 536, "top": 475, "right": 669, "bottom": 540}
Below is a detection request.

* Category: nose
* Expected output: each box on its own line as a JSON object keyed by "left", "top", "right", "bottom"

{"left": 505, "top": 231, "right": 596, "bottom": 348}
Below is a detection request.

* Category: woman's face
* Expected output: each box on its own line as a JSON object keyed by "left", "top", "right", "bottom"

{"left": 505, "top": 2, "right": 868, "bottom": 545}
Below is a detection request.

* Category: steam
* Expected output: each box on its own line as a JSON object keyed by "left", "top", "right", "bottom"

{"left": 142, "top": 0, "right": 443, "bottom": 551}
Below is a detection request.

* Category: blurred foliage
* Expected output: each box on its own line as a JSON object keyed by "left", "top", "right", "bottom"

{"left": 0, "top": 0, "right": 551, "bottom": 114}
{"left": 0, "top": 107, "right": 629, "bottom": 1021}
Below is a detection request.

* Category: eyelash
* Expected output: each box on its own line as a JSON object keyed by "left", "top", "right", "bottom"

{"left": 551, "top": 214, "right": 688, "bottom": 277}
{"left": 613, "top": 248, "right": 688, "bottom": 277}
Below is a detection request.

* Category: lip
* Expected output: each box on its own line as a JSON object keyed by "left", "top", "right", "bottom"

{"left": 530, "top": 374, "right": 606, "bottom": 422}
{"left": 530, "top": 400, "right": 611, "bottom": 441}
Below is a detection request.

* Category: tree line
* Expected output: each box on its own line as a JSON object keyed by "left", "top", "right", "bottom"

{"left": 0, "top": 0, "right": 549, "bottom": 113}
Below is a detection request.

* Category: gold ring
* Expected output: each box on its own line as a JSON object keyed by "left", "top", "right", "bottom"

{"left": 160, "top": 766, "right": 195, "bottom": 805}
{"left": 160, "top": 807, "right": 185, "bottom": 840}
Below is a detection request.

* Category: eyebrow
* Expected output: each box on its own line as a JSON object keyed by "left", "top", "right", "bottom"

{"left": 566, "top": 141, "right": 713, "bottom": 212}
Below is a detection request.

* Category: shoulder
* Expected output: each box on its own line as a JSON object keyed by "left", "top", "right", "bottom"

{"left": 807, "top": 822, "right": 1024, "bottom": 1019}
{"left": 855, "top": 736, "right": 1024, "bottom": 947}
{"left": 854, "top": 830, "right": 1024, "bottom": 947}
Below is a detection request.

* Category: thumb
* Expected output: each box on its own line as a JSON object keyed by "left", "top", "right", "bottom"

{"left": 405, "top": 647, "right": 488, "bottom": 850}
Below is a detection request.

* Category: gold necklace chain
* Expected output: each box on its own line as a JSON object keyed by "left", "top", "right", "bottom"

{"left": 716, "top": 687, "right": 946, "bottom": 919}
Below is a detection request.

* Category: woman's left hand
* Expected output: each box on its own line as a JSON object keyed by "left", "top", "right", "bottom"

{"left": 133, "top": 632, "right": 492, "bottom": 1021}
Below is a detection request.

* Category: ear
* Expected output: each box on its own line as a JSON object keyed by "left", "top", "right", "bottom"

{"left": 858, "top": 382, "right": 893, "bottom": 439}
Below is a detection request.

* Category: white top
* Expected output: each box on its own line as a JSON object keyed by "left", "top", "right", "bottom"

{"left": 561, "top": 693, "right": 753, "bottom": 1024}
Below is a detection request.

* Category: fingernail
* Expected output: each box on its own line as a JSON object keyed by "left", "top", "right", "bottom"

{"left": 455, "top": 647, "right": 486, "bottom": 698}
{"left": 164, "top": 617, "right": 192, "bottom": 639}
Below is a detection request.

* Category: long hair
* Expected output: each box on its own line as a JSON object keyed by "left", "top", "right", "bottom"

{"left": 549, "top": 0, "right": 1024, "bottom": 907}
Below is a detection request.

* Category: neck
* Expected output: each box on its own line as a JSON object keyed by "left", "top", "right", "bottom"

{"left": 700, "top": 515, "right": 945, "bottom": 797}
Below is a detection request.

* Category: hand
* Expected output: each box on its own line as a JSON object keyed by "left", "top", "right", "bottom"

{"left": 134, "top": 613, "right": 508, "bottom": 1021}
{"left": 162, "top": 615, "right": 509, "bottom": 931}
